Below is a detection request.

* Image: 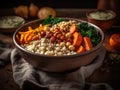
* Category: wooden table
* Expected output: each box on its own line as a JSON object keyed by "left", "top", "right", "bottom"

{"left": 0, "top": 9, "right": 120, "bottom": 90}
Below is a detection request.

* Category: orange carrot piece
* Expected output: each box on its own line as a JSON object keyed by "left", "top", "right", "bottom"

{"left": 16, "top": 34, "right": 19, "bottom": 41}
{"left": 72, "top": 32, "right": 82, "bottom": 47}
{"left": 24, "top": 34, "right": 30, "bottom": 43}
{"left": 20, "top": 34, "right": 25, "bottom": 43}
{"left": 18, "top": 30, "right": 34, "bottom": 35}
{"left": 77, "top": 45, "right": 85, "bottom": 53}
{"left": 32, "top": 34, "right": 40, "bottom": 40}
{"left": 26, "top": 34, "right": 35, "bottom": 43}
{"left": 70, "top": 24, "right": 78, "bottom": 34}
{"left": 24, "top": 31, "right": 35, "bottom": 42}
{"left": 28, "top": 26, "right": 33, "bottom": 31}
{"left": 83, "top": 37, "right": 93, "bottom": 51}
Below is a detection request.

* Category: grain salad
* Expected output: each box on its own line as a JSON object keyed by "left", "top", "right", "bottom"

{"left": 17, "top": 16, "right": 101, "bottom": 56}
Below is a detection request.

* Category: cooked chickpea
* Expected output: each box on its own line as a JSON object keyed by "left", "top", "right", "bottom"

{"left": 26, "top": 45, "right": 34, "bottom": 51}
{"left": 44, "top": 51, "right": 54, "bottom": 56}
{"left": 40, "top": 43, "right": 47, "bottom": 47}
{"left": 69, "top": 45, "right": 75, "bottom": 51}
{"left": 55, "top": 47, "right": 61, "bottom": 51}
{"left": 40, "top": 38, "right": 46, "bottom": 43}
{"left": 60, "top": 42, "right": 65, "bottom": 47}
{"left": 65, "top": 32, "right": 71, "bottom": 38}
{"left": 40, "top": 51, "right": 45, "bottom": 54}
{"left": 61, "top": 46, "right": 67, "bottom": 51}
{"left": 66, "top": 42, "right": 71, "bottom": 47}
{"left": 57, "top": 52, "right": 62, "bottom": 56}
{"left": 40, "top": 46, "right": 46, "bottom": 51}
{"left": 44, "top": 26, "right": 50, "bottom": 31}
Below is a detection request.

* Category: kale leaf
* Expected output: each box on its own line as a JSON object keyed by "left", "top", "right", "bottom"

{"left": 42, "top": 15, "right": 65, "bottom": 25}
{"left": 77, "top": 23, "right": 101, "bottom": 46}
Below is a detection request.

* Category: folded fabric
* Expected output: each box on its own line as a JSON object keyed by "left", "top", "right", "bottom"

{"left": 0, "top": 40, "right": 113, "bottom": 90}
{"left": 0, "top": 40, "right": 12, "bottom": 67}
{"left": 8, "top": 46, "right": 113, "bottom": 90}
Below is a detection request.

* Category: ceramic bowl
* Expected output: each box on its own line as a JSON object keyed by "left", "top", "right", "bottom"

{"left": 0, "top": 16, "right": 25, "bottom": 33}
{"left": 13, "top": 18, "right": 104, "bottom": 72}
{"left": 86, "top": 10, "right": 116, "bottom": 32}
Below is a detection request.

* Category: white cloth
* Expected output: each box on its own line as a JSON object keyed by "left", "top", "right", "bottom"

{"left": 9, "top": 46, "right": 113, "bottom": 90}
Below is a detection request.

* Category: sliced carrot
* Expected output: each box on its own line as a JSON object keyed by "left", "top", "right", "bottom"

{"left": 83, "top": 37, "right": 93, "bottom": 51}
{"left": 70, "top": 24, "right": 78, "bottom": 34}
{"left": 72, "top": 32, "right": 82, "bottom": 47}
{"left": 24, "top": 34, "right": 30, "bottom": 43}
{"left": 18, "top": 30, "right": 34, "bottom": 35}
{"left": 24, "top": 33, "right": 33, "bottom": 42}
{"left": 77, "top": 45, "right": 85, "bottom": 53}
{"left": 20, "top": 34, "right": 25, "bottom": 43}
{"left": 32, "top": 34, "right": 41, "bottom": 40}
{"left": 16, "top": 34, "right": 19, "bottom": 41}
{"left": 26, "top": 34, "right": 35, "bottom": 43}
{"left": 17, "top": 24, "right": 48, "bottom": 44}
{"left": 28, "top": 26, "right": 33, "bottom": 31}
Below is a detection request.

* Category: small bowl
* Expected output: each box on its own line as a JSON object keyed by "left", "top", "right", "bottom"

{"left": 0, "top": 16, "right": 25, "bottom": 33}
{"left": 13, "top": 18, "right": 104, "bottom": 72}
{"left": 86, "top": 10, "right": 116, "bottom": 32}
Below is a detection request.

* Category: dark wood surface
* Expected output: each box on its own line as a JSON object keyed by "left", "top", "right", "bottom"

{"left": 0, "top": 9, "right": 120, "bottom": 90}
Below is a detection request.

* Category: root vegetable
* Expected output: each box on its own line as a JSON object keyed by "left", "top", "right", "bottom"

{"left": 70, "top": 24, "right": 78, "bottom": 34}
{"left": 14, "top": 5, "right": 28, "bottom": 19}
{"left": 83, "top": 37, "right": 93, "bottom": 51}
{"left": 72, "top": 32, "right": 82, "bottom": 47}
{"left": 38, "top": 7, "right": 56, "bottom": 20}
{"left": 29, "top": 3, "right": 39, "bottom": 17}
{"left": 77, "top": 45, "right": 85, "bottom": 53}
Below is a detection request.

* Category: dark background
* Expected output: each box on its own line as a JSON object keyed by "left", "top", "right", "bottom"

{"left": 0, "top": 0, "right": 98, "bottom": 9}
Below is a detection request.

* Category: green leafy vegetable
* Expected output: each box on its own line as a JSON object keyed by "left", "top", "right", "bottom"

{"left": 42, "top": 15, "right": 65, "bottom": 25}
{"left": 77, "top": 23, "right": 101, "bottom": 46}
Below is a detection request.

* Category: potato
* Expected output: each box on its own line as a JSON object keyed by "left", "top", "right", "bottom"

{"left": 37, "top": 7, "right": 56, "bottom": 20}
{"left": 14, "top": 5, "right": 28, "bottom": 19}
{"left": 29, "top": 3, "right": 39, "bottom": 18}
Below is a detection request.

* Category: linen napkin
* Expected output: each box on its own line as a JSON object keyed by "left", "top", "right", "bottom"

{"left": 0, "top": 40, "right": 113, "bottom": 90}
{"left": 9, "top": 46, "right": 113, "bottom": 90}
{"left": 0, "top": 40, "right": 12, "bottom": 67}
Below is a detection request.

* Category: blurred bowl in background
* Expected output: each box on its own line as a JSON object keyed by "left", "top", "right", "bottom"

{"left": 86, "top": 10, "right": 116, "bottom": 32}
{"left": 0, "top": 16, "right": 25, "bottom": 33}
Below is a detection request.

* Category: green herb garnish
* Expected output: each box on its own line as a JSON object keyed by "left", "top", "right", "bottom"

{"left": 77, "top": 23, "right": 101, "bottom": 46}
{"left": 42, "top": 15, "right": 65, "bottom": 25}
